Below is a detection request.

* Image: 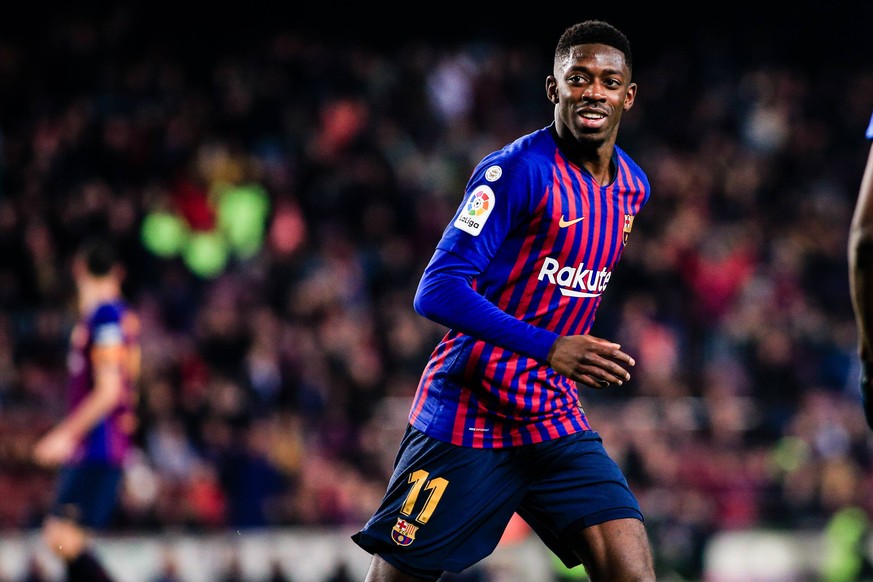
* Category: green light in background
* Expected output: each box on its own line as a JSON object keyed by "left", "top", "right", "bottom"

{"left": 141, "top": 181, "right": 271, "bottom": 278}
{"left": 140, "top": 211, "right": 188, "bottom": 258}
{"left": 216, "top": 183, "right": 270, "bottom": 259}
{"left": 183, "top": 230, "right": 229, "bottom": 278}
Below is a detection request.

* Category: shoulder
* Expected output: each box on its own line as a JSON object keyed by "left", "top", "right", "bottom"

{"left": 493, "top": 126, "right": 556, "bottom": 167}
{"left": 613, "top": 145, "right": 650, "bottom": 192}
{"left": 613, "top": 145, "right": 648, "bottom": 180}
{"left": 90, "top": 302, "right": 139, "bottom": 346}
{"left": 91, "top": 302, "right": 124, "bottom": 326}
{"left": 471, "top": 126, "right": 557, "bottom": 188}
{"left": 90, "top": 301, "right": 138, "bottom": 331}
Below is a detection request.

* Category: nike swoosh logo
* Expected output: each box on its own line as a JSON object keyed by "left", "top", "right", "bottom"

{"left": 558, "top": 215, "right": 585, "bottom": 228}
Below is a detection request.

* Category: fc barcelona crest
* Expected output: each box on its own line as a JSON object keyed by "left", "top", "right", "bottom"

{"left": 392, "top": 517, "right": 419, "bottom": 546}
{"left": 623, "top": 214, "right": 635, "bottom": 245}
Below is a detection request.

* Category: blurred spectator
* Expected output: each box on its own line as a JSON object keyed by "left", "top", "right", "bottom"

{"left": 16, "top": 555, "right": 49, "bottom": 582}
{"left": 218, "top": 548, "right": 245, "bottom": 582}
{"left": 151, "top": 549, "right": 183, "bottom": 582}
{"left": 265, "top": 559, "right": 292, "bottom": 582}
{"left": 323, "top": 562, "right": 352, "bottom": 582}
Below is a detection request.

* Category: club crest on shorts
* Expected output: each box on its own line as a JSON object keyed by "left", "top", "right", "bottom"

{"left": 623, "top": 214, "right": 635, "bottom": 245}
{"left": 391, "top": 517, "right": 419, "bottom": 546}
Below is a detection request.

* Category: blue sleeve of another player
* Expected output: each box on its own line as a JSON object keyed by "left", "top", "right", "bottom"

{"left": 414, "top": 249, "right": 559, "bottom": 363}
{"left": 867, "top": 110, "right": 873, "bottom": 140}
{"left": 91, "top": 303, "right": 124, "bottom": 346}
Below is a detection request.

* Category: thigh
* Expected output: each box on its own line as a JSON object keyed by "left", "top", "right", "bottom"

{"left": 571, "top": 518, "right": 655, "bottom": 582}
{"left": 51, "top": 463, "right": 123, "bottom": 529}
{"left": 353, "top": 426, "right": 527, "bottom": 580}
{"left": 517, "top": 430, "right": 644, "bottom": 569}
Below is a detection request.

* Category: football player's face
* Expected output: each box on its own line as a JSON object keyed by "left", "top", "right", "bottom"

{"left": 547, "top": 43, "right": 635, "bottom": 145}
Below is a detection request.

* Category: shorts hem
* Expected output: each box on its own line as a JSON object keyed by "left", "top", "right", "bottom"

{"left": 351, "top": 532, "right": 443, "bottom": 581}
{"left": 550, "top": 508, "right": 645, "bottom": 569}
{"left": 563, "top": 506, "right": 644, "bottom": 536}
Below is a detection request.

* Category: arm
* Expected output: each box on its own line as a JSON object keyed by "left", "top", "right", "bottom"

{"left": 848, "top": 111, "right": 873, "bottom": 430}
{"left": 33, "top": 341, "right": 126, "bottom": 467}
{"left": 415, "top": 249, "right": 634, "bottom": 387}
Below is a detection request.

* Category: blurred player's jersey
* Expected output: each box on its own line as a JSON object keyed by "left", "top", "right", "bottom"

{"left": 410, "top": 124, "right": 650, "bottom": 448}
{"left": 67, "top": 300, "right": 141, "bottom": 465}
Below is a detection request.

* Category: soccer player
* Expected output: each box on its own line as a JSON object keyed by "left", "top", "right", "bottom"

{"left": 32, "top": 237, "right": 141, "bottom": 582}
{"left": 849, "top": 110, "right": 873, "bottom": 431}
{"left": 353, "top": 20, "right": 656, "bottom": 582}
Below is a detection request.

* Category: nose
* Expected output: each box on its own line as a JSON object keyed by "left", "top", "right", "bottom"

{"left": 583, "top": 81, "right": 605, "bottom": 100}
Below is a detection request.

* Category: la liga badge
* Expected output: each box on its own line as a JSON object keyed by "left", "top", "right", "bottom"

{"left": 454, "top": 185, "right": 494, "bottom": 236}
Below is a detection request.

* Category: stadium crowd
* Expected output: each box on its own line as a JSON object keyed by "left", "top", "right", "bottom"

{"left": 2, "top": 5, "right": 873, "bottom": 581}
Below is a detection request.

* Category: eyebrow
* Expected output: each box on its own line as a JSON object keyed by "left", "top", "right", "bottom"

{"left": 566, "top": 65, "right": 626, "bottom": 76}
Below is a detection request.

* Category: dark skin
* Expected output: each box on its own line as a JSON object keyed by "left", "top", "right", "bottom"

{"left": 849, "top": 140, "right": 873, "bottom": 429}
{"left": 544, "top": 42, "right": 639, "bottom": 393}
{"left": 365, "top": 43, "right": 655, "bottom": 582}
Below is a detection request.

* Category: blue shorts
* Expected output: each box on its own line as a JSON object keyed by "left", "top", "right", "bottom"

{"left": 352, "top": 425, "right": 643, "bottom": 580}
{"left": 50, "top": 462, "right": 123, "bottom": 530}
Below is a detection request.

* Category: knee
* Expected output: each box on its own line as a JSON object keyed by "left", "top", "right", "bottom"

{"left": 42, "top": 517, "right": 87, "bottom": 560}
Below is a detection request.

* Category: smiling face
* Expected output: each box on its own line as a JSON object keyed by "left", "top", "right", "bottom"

{"left": 546, "top": 43, "right": 636, "bottom": 150}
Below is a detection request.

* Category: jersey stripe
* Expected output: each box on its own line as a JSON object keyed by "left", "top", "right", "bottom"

{"left": 409, "top": 125, "right": 649, "bottom": 448}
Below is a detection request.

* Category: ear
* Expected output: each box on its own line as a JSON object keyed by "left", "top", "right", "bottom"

{"left": 545, "top": 76, "right": 560, "bottom": 105}
{"left": 623, "top": 82, "right": 638, "bottom": 111}
{"left": 113, "top": 264, "right": 127, "bottom": 283}
{"left": 71, "top": 257, "right": 86, "bottom": 280}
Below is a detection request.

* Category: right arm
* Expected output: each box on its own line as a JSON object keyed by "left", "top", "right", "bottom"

{"left": 33, "top": 310, "right": 138, "bottom": 467}
{"left": 33, "top": 343, "right": 127, "bottom": 466}
{"left": 414, "top": 249, "right": 634, "bottom": 388}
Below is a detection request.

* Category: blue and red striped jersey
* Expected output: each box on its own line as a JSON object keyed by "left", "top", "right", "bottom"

{"left": 409, "top": 124, "right": 650, "bottom": 448}
{"left": 67, "top": 300, "right": 141, "bottom": 465}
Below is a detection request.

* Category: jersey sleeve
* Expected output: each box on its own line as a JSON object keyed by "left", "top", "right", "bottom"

{"left": 414, "top": 249, "right": 559, "bottom": 363}
{"left": 91, "top": 304, "right": 124, "bottom": 348}
{"left": 414, "top": 155, "right": 559, "bottom": 363}
{"left": 433, "top": 155, "right": 529, "bottom": 272}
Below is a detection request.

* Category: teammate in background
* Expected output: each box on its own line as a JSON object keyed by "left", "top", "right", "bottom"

{"left": 353, "top": 20, "right": 656, "bottom": 582}
{"left": 32, "top": 237, "right": 141, "bottom": 582}
{"left": 849, "top": 111, "right": 873, "bottom": 431}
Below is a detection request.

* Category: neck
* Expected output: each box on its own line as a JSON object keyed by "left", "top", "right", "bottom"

{"left": 550, "top": 124, "right": 615, "bottom": 185}
{"left": 583, "top": 156, "right": 614, "bottom": 185}
{"left": 79, "top": 279, "right": 120, "bottom": 315}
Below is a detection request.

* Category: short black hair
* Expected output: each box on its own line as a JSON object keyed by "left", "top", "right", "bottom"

{"left": 555, "top": 20, "right": 633, "bottom": 74}
{"left": 76, "top": 237, "right": 118, "bottom": 276}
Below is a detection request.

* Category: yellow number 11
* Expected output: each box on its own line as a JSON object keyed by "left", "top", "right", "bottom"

{"left": 400, "top": 469, "right": 449, "bottom": 524}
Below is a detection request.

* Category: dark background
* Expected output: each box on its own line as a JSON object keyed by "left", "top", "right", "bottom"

{"left": 5, "top": 1, "right": 873, "bottom": 69}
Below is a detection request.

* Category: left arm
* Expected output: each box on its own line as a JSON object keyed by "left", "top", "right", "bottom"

{"left": 848, "top": 112, "right": 873, "bottom": 430}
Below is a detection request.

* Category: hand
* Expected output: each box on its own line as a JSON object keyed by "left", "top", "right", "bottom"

{"left": 547, "top": 334, "right": 635, "bottom": 389}
{"left": 32, "top": 427, "right": 78, "bottom": 467}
